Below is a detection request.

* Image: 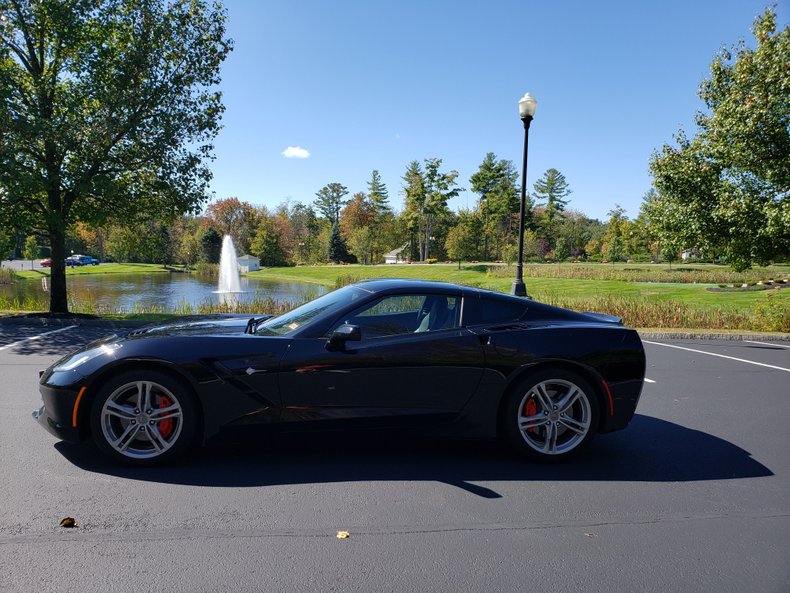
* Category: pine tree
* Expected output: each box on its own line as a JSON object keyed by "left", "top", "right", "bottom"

{"left": 327, "top": 222, "right": 349, "bottom": 263}
{"left": 314, "top": 183, "right": 349, "bottom": 225}
{"left": 367, "top": 170, "right": 391, "bottom": 216}
{"left": 533, "top": 168, "right": 572, "bottom": 250}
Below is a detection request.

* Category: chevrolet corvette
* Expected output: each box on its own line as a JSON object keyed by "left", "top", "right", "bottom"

{"left": 34, "top": 279, "right": 645, "bottom": 465}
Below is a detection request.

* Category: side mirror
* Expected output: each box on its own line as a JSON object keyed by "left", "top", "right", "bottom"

{"left": 326, "top": 324, "right": 361, "bottom": 351}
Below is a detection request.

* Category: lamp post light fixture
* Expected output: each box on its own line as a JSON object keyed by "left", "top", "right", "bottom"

{"left": 511, "top": 91, "right": 537, "bottom": 297}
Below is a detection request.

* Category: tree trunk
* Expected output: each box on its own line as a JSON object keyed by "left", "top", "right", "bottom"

{"left": 48, "top": 221, "right": 69, "bottom": 313}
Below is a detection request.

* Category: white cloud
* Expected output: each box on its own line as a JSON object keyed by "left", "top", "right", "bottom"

{"left": 282, "top": 146, "right": 310, "bottom": 159}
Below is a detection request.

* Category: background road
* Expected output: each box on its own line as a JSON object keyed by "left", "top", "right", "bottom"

{"left": 1, "top": 324, "right": 788, "bottom": 593}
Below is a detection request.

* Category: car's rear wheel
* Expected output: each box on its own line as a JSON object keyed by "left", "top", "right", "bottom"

{"left": 89, "top": 370, "right": 198, "bottom": 465}
{"left": 502, "top": 369, "right": 599, "bottom": 462}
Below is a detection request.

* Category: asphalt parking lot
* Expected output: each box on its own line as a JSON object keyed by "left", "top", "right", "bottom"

{"left": 1, "top": 323, "right": 788, "bottom": 593}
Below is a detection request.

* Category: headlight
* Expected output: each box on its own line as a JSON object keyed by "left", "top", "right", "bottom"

{"left": 52, "top": 343, "right": 122, "bottom": 372}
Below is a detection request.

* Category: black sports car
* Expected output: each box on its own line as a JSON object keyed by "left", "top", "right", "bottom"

{"left": 34, "top": 279, "right": 645, "bottom": 465}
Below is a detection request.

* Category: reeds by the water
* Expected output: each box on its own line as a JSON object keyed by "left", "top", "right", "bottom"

{"left": 486, "top": 264, "right": 788, "bottom": 285}
{"left": 1, "top": 290, "right": 786, "bottom": 332}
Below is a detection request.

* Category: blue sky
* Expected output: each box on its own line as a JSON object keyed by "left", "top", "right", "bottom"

{"left": 207, "top": 0, "right": 786, "bottom": 221}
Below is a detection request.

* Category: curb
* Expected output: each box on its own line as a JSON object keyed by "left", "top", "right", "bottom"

{"left": 637, "top": 331, "right": 789, "bottom": 342}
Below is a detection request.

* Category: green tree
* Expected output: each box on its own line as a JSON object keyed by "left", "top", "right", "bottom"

{"left": 533, "top": 168, "right": 571, "bottom": 249}
{"left": 199, "top": 227, "right": 222, "bottom": 264}
{"left": 106, "top": 224, "right": 139, "bottom": 262}
{"left": 0, "top": 0, "right": 232, "bottom": 312}
{"left": 314, "top": 183, "right": 349, "bottom": 225}
{"left": 22, "top": 235, "right": 38, "bottom": 264}
{"left": 367, "top": 170, "right": 391, "bottom": 217}
{"left": 469, "top": 152, "right": 520, "bottom": 259}
{"left": 250, "top": 219, "right": 287, "bottom": 267}
{"left": 0, "top": 227, "right": 14, "bottom": 261}
{"left": 178, "top": 219, "right": 202, "bottom": 269}
{"left": 327, "top": 222, "right": 349, "bottom": 263}
{"left": 401, "top": 160, "right": 425, "bottom": 260}
{"left": 444, "top": 210, "right": 481, "bottom": 269}
{"left": 602, "top": 205, "right": 627, "bottom": 263}
{"left": 347, "top": 226, "right": 374, "bottom": 265}
{"left": 402, "top": 158, "right": 460, "bottom": 260}
{"left": 555, "top": 210, "right": 600, "bottom": 260}
{"left": 649, "top": 9, "right": 789, "bottom": 271}
{"left": 287, "top": 202, "right": 320, "bottom": 264}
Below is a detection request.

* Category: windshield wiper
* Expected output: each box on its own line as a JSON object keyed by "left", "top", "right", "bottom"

{"left": 244, "top": 317, "right": 264, "bottom": 335}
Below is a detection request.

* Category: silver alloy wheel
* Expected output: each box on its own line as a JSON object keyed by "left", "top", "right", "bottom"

{"left": 100, "top": 380, "right": 184, "bottom": 460}
{"left": 516, "top": 378, "right": 592, "bottom": 455}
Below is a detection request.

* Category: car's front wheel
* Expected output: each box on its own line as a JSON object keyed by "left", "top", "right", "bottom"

{"left": 502, "top": 370, "right": 600, "bottom": 462}
{"left": 89, "top": 370, "right": 198, "bottom": 465}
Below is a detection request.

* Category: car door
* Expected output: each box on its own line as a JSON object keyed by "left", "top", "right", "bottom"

{"left": 278, "top": 293, "right": 485, "bottom": 426}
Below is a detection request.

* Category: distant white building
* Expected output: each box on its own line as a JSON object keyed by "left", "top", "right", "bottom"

{"left": 384, "top": 245, "right": 408, "bottom": 264}
{"left": 237, "top": 254, "right": 260, "bottom": 273}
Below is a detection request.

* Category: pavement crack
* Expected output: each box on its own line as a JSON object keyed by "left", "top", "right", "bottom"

{"left": 2, "top": 512, "right": 788, "bottom": 545}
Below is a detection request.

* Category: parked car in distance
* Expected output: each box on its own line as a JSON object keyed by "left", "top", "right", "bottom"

{"left": 66, "top": 255, "right": 100, "bottom": 266}
{"left": 40, "top": 258, "right": 52, "bottom": 268}
{"left": 34, "top": 279, "right": 646, "bottom": 466}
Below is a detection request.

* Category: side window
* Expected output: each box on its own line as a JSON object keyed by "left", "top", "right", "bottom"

{"left": 465, "top": 295, "right": 528, "bottom": 326}
{"left": 332, "top": 294, "right": 460, "bottom": 339}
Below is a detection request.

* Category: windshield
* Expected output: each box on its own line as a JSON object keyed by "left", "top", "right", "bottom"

{"left": 255, "top": 285, "right": 371, "bottom": 336}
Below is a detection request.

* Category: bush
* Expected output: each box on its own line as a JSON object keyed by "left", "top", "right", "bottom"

{"left": 0, "top": 268, "right": 16, "bottom": 285}
{"left": 753, "top": 293, "right": 790, "bottom": 332}
{"left": 194, "top": 262, "right": 218, "bottom": 279}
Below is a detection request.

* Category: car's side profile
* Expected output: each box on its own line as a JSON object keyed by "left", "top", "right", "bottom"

{"left": 34, "top": 279, "right": 645, "bottom": 465}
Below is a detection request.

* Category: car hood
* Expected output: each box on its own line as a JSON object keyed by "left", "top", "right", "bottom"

{"left": 119, "top": 315, "right": 274, "bottom": 340}
{"left": 41, "top": 315, "right": 280, "bottom": 386}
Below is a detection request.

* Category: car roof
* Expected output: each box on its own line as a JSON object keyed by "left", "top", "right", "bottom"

{"left": 351, "top": 278, "right": 469, "bottom": 295}
{"left": 352, "top": 278, "right": 523, "bottom": 302}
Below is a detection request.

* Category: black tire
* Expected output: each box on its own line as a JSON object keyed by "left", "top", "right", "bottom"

{"left": 502, "top": 369, "right": 600, "bottom": 462}
{"left": 89, "top": 369, "right": 198, "bottom": 466}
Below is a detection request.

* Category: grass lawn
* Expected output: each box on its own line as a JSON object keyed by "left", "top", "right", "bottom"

{"left": 13, "top": 263, "right": 178, "bottom": 279}
{"left": 248, "top": 263, "right": 790, "bottom": 311}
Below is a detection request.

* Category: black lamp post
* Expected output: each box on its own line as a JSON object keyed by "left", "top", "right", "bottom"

{"left": 511, "top": 92, "right": 537, "bottom": 297}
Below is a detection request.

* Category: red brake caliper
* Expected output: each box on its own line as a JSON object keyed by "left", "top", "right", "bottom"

{"left": 158, "top": 395, "right": 174, "bottom": 439}
{"left": 524, "top": 399, "right": 538, "bottom": 434}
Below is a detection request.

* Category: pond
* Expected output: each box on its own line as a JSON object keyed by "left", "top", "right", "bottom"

{"left": 0, "top": 272, "right": 328, "bottom": 312}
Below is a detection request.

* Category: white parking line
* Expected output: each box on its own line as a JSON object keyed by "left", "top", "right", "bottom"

{"left": 0, "top": 325, "right": 78, "bottom": 351}
{"left": 643, "top": 340, "right": 790, "bottom": 373}
{"left": 745, "top": 340, "right": 790, "bottom": 349}
{"left": 644, "top": 378, "right": 656, "bottom": 383}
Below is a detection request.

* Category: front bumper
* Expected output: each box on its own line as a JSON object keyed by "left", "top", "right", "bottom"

{"left": 33, "top": 383, "right": 86, "bottom": 443}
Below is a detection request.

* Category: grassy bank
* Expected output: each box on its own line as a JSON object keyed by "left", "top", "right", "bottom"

{"left": 248, "top": 263, "right": 789, "bottom": 332}
{"left": 0, "top": 294, "right": 299, "bottom": 320}
{"left": 3, "top": 262, "right": 788, "bottom": 332}
{"left": 248, "top": 263, "right": 789, "bottom": 308}
{"left": 12, "top": 262, "right": 180, "bottom": 279}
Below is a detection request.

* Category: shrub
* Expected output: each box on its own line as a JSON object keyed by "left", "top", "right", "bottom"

{"left": 753, "top": 293, "right": 790, "bottom": 332}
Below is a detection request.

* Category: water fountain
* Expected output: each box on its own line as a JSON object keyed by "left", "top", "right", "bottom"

{"left": 217, "top": 235, "right": 242, "bottom": 305}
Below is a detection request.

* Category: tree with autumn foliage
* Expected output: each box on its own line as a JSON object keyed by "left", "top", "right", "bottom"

{"left": 205, "top": 197, "right": 259, "bottom": 254}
